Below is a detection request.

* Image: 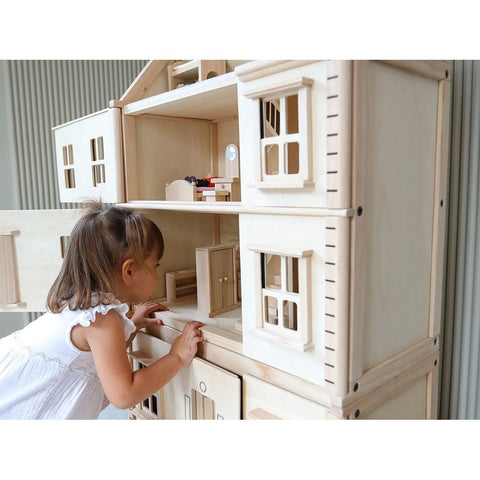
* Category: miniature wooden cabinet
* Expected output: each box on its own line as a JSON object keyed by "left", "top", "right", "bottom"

{"left": 0, "top": 60, "right": 451, "bottom": 419}
{"left": 196, "top": 244, "right": 237, "bottom": 317}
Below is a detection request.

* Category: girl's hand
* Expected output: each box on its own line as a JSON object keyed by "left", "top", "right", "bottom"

{"left": 131, "top": 301, "right": 169, "bottom": 330}
{"left": 170, "top": 321, "right": 203, "bottom": 366}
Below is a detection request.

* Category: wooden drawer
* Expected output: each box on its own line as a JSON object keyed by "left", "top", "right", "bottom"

{"left": 130, "top": 332, "right": 241, "bottom": 419}
{"left": 243, "top": 374, "right": 336, "bottom": 419}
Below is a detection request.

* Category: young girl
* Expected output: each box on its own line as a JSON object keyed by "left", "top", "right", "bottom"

{"left": 0, "top": 201, "right": 203, "bottom": 419}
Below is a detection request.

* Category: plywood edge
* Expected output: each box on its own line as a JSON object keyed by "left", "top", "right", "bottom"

{"left": 117, "top": 201, "right": 354, "bottom": 217}
{"left": 146, "top": 314, "right": 243, "bottom": 354}
{"left": 326, "top": 60, "right": 353, "bottom": 209}
{"left": 324, "top": 217, "right": 351, "bottom": 397}
{"left": 122, "top": 114, "right": 138, "bottom": 201}
{"left": 52, "top": 107, "right": 111, "bottom": 131}
{"left": 348, "top": 60, "right": 369, "bottom": 382}
{"left": 426, "top": 363, "right": 440, "bottom": 419}
{"left": 379, "top": 60, "right": 451, "bottom": 80}
{"left": 428, "top": 79, "right": 452, "bottom": 338}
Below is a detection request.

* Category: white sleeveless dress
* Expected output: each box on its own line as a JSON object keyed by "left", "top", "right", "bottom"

{"left": 0, "top": 297, "right": 136, "bottom": 419}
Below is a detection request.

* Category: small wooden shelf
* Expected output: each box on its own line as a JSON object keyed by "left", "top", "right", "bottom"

{"left": 168, "top": 60, "right": 227, "bottom": 91}
{"left": 166, "top": 267, "right": 197, "bottom": 303}
{"left": 123, "top": 72, "right": 238, "bottom": 120}
{"left": 171, "top": 60, "right": 201, "bottom": 78}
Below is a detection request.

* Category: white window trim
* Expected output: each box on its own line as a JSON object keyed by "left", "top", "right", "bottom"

{"left": 244, "top": 77, "right": 314, "bottom": 189}
{"left": 248, "top": 246, "right": 313, "bottom": 351}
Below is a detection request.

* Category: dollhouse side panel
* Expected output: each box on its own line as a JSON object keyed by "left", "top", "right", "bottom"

{"left": 240, "top": 213, "right": 328, "bottom": 386}
{"left": 362, "top": 375, "right": 427, "bottom": 419}
{"left": 351, "top": 61, "right": 439, "bottom": 373}
{"left": 243, "top": 374, "right": 336, "bottom": 419}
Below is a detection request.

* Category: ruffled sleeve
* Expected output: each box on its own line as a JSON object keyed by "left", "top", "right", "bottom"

{"left": 67, "top": 297, "right": 136, "bottom": 345}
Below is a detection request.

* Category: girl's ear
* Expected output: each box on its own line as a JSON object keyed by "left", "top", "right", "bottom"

{"left": 121, "top": 258, "right": 136, "bottom": 285}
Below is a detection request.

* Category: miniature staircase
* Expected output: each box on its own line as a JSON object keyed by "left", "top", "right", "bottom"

{"left": 264, "top": 99, "right": 280, "bottom": 137}
{"left": 263, "top": 100, "right": 281, "bottom": 174}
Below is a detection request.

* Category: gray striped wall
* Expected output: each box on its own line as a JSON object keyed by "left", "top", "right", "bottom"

{"left": 6, "top": 60, "right": 147, "bottom": 210}
{"left": 0, "top": 60, "right": 147, "bottom": 334}
{"left": 441, "top": 60, "right": 480, "bottom": 419}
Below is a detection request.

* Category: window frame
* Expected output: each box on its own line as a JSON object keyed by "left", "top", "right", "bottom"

{"left": 248, "top": 245, "right": 313, "bottom": 351}
{"left": 244, "top": 76, "right": 314, "bottom": 189}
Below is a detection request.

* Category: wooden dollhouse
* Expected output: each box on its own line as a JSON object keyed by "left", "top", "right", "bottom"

{"left": 0, "top": 60, "right": 451, "bottom": 419}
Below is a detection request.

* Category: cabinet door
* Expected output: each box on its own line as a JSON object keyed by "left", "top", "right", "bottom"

{"left": 0, "top": 209, "right": 80, "bottom": 312}
{"left": 210, "top": 247, "right": 235, "bottom": 311}
{"left": 196, "top": 244, "right": 237, "bottom": 317}
{"left": 130, "top": 334, "right": 241, "bottom": 420}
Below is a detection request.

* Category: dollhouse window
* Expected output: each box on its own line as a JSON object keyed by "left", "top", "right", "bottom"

{"left": 90, "top": 136, "right": 104, "bottom": 161}
{"left": 92, "top": 164, "right": 106, "bottom": 187}
{"left": 249, "top": 246, "right": 313, "bottom": 351}
{"left": 62, "top": 144, "right": 76, "bottom": 189}
{"left": 64, "top": 168, "right": 76, "bottom": 189}
{"left": 245, "top": 77, "right": 313, "bottom": 188}
{"left": 133, "top": 360, "right": 162, "bottom": 418}
{"left": 62, "top": 144, "right": 74, "bottom": 165}
{"left": 90, "top": 136, "right": 106, "bottom": 187}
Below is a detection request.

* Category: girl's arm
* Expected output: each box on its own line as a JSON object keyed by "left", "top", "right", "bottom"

{"left": 85, "top": 309, "right": 203, "bottom": 409}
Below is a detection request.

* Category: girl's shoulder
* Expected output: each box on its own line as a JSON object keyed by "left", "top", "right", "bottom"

{"left": 66, "top": 296, "right": 136, "bottom": 340}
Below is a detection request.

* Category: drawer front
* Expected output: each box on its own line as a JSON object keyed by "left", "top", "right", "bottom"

{"left": 130, "top": 333, "right": 241, "bottom": 419}
{"left": 243, "top": 374, "right": 336, "bottom": 419}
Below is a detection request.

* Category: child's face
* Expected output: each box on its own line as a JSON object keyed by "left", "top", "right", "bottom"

{"left": 128, "top": 245, "right": 161, "bottom": 304}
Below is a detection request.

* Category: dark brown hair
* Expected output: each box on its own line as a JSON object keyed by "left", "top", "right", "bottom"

{"left": 47, "top": 200, "right": 164, "bottom": 312}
